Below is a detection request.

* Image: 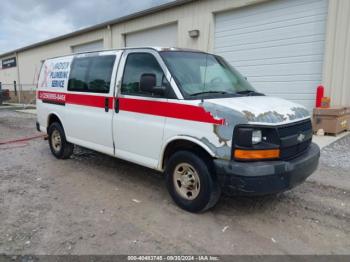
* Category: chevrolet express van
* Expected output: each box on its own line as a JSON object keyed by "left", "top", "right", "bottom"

{"left": 36, "top": 47, "right": 320, "bottom": 212}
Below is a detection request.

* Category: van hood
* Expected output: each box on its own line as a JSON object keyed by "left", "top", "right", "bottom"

{"left": 202, "top": 96, "right": 310, "bottom": 126}
{"left": 198, "top": 96, "right": 310, "bottom": 160}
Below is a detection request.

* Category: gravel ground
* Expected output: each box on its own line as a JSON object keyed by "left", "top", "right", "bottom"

{"left": 322, "top": 135, "right": 350, "bottom": 169}
{"left": 0, "top": 110, "right": 349, "bottom": 255}
{"left": 310, "top": 134, "right": 350, "bottom": 191}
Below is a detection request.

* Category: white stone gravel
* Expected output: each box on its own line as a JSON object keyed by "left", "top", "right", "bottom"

{"left": 321, "top": 134, "right": 350, "bottom": 170}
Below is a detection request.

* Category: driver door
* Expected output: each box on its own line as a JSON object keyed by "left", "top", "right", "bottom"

{"left": 113, "top": 50, "right": 172, "bottom": 168}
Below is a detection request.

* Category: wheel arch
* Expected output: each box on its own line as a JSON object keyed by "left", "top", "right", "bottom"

{"left": 47, "top": 112, "right": 64, "bottom": 132}
{"left": 160, "top": 136, "right": 216, "bottom": 171}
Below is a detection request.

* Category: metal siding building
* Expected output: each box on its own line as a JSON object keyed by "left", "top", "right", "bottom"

{"left": 0, "top": 0, "right": 349, "bottom": 109}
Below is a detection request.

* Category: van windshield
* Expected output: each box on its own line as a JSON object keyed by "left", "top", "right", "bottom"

{"left": 160, "top": 51, "right": 260, "bottom": 99}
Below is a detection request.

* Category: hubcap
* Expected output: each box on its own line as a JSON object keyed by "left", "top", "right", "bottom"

{"left": 173, "top": 163, "right": 200, "bottom": 200}
{"left": 51, "top": 129, "right": 62, "bottom": 152}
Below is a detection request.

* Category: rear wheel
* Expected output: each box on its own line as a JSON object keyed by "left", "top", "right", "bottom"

{"left": 48, "top": 122, "right": 74, "bottom": 159}
{"left": 165, "top": 151, "right": 221, "bottom": 213}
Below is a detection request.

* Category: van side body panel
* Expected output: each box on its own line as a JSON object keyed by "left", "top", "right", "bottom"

{"left": 37, "top": 51, "right": 122, "bottom": 156}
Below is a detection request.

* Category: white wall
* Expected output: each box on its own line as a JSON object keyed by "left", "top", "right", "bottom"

{"left": 125, "top": 23, "right": 177, "bottom": 47}
{"left": 214, "top": 0, "right": 328, "bottom": 110}
{"left": 72, "top": 40, "right": 104, "bottom": 53}
{"left": 322, "top": 0, "right": 350, "bottom": 106}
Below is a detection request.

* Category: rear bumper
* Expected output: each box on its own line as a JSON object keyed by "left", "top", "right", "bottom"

{"left": 213, "top": 143, "right": 320, "bottom": 196}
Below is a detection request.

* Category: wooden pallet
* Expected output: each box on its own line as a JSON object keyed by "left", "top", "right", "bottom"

{"left": 313, "top": 129, "right": 349, "bottom": 136}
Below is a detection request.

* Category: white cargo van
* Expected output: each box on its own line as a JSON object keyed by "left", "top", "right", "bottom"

{"left": 36, "top": 47, "right": 320, "bottom": 212}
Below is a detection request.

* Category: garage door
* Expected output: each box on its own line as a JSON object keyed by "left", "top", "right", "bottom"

{"left": 125, "top": 24, "right": 177, "bottom": 48}
{"left": 72, "top": 40, "right": 104, "bottom": 53}
{"left": 214, "top": 0, "right": 328, "bottom": 110}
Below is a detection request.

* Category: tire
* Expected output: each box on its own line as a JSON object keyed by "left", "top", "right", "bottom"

{"left": 165, "top": 150, "right": 221, "bottom": 213}
{"left": 48, "top": 122, "right": 74, "bottom": 159}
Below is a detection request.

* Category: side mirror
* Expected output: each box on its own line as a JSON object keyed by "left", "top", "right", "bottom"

{"left": 140, "top": 73, "right": 164, "bottom": 96}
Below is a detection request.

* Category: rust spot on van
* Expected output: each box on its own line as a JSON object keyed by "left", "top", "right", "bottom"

{"left": 242, "top": 110, "right": 287, "bottom": 123}
{"left": 242, "top": 107, "right": 309, "bottom": 123}
{"left": 199, "top": 102, "right": 248, "bottom": 159}
{"left": 287, "top": 107, "right": 310, "bottom": 120}
{"left": 202, "top": 101, "right": 247, "bottom": 142}
{"left": 199, "top": 137, "right": 232, "bottom": 160}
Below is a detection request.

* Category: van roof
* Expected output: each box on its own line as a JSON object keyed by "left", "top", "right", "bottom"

{"left": 44, "top": 47, "right": 210, "bottom": 61}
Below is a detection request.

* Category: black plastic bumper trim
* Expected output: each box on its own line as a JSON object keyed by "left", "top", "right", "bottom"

{"left": 213, "top": 143, "right": 320, "bottom": 196}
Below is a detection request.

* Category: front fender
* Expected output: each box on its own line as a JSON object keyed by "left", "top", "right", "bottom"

{"left": 158, "top": 135, "right": 216, "bottom": 171}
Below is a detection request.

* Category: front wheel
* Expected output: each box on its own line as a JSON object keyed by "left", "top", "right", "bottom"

{"left": 48, "top": 122, "right": 74, "bottom": 159}
{"left": 165, "top": 151, "right": 221, "bottom": 213}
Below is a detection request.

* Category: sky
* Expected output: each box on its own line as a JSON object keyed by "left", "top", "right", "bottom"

{"left": 0, "top": 0, "right": 173, "bottom": 54}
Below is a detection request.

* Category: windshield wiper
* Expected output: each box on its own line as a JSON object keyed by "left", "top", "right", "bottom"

{"left": 236, "top": 90, "right": 264, "bottom": 96}
{"left": 190, "top": 91, "right": 229, "bottom": 96}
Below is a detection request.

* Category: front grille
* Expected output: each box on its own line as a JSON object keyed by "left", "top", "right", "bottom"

{"left": 277, "top": 119, "right": 312, "bottom": 160}
{"left": 278, "top": 120, "right": 312, "bottom": 137}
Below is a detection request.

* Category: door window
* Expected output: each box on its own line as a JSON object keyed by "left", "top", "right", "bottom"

{"left": 68, "top": 55, "right": 116, "bottom": 93}
{"left": 121, "top": 53, "right": 171, "bottom": 97}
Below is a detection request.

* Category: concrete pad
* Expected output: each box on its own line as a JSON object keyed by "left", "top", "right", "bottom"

{"left": 0, "top": 105, "right": 24, "bottom": 110}
{"left": 15, "top": 109, "right": 37, "bottom": 115}
{"left": 0, "top": 103, "right": 36, "bottom": 110}
{"left": 9, "top": 103, "right": 36, "bottom": 108}
{"left": 313, "top": 131, "right": 349, "bottom": 149}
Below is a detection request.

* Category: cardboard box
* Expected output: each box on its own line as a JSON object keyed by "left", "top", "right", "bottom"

{"left": 345, "top": 107, "right": 350, "bottom": 115}
{"left": 321, "top": 97, "right": 330, "bottom": 108}
{"left": 313, "top": 106, "right": 348, "bottom": 116}
{"left": 313, "top": 106, "right": 350, "bottom": 134}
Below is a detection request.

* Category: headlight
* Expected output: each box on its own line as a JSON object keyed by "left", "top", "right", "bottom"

{"left": 252, "top": 130, "right": 262, "bottom": 144}
{"left": 233, "top": 126, "right": 280, "bottom": 161}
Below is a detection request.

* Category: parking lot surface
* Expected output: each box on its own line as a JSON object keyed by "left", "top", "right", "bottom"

{"left": 0, "top": 110, "right": 349, "bottom": 255}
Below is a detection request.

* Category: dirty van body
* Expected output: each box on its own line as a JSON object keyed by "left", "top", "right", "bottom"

{"left": 36, "top": 48, "right": 320, "bottom": 212}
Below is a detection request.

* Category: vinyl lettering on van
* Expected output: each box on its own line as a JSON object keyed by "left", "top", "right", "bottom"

{"left": 38, "top": 91, "right": 66, "bottom": 104}
{"left": 41, "top": 61, "right": 70, "bottom": 88}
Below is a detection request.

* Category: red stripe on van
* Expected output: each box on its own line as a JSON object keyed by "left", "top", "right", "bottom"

{"left": 119, "top": 97, "right": 224, "bottom": 125}
{"left": 37, "top": 91, "right": 224, "bottom": 125}
{"left": 37, "top": 91, "right": 113, "bottom": 109}
{"left": 67, "top": 93, "right": 113, "bottom": 109}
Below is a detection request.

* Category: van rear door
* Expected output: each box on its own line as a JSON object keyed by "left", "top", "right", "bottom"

{"left": 63, "top": 51, "right": 121, "bottom": 155}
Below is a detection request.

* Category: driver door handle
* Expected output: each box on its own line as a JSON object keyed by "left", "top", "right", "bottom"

{"left": 115, "top": 98, "right": 119, "bottom": 113}
{"left": 104, "top": 97, "right": 109, "bottom": 112}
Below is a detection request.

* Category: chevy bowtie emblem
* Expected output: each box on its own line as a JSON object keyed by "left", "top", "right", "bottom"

{"left": 297, "top": 133, "right": 305, "bottom": 142}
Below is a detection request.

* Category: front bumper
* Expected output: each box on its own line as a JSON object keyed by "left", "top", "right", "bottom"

{"left": 213, "top": 143, "right": 320, "bottom": 196}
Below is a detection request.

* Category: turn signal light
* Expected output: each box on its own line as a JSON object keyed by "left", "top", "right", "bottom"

{"left": 234, "top": 149, "right": 280, "bottom": 160}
